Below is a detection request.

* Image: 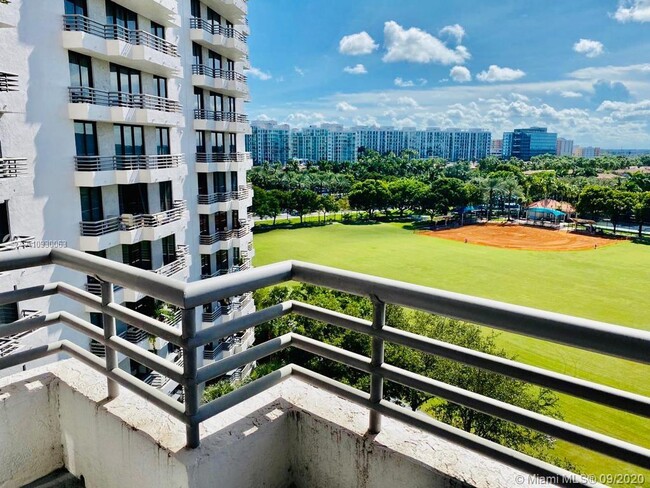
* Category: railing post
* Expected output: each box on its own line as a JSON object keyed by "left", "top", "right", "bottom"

{"left": 182, "top": 307, "right": 200, "bottom": 448}
{"left": 369, "top": 296, "right": 385, "bottom": 434}
{"left": 101, "top": 281, "right": 119, "bottom": 399}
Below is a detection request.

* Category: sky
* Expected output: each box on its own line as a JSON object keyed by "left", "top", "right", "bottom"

{"left": 243, "top": 0, "right": 650, "bottom": 148}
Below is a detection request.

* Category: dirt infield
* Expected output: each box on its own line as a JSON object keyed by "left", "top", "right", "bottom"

{"left": 417, "top": 224, "right": 623, "bottom": 251}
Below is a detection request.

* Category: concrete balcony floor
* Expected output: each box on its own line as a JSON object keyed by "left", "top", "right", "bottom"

{"left": 0, "top": 360, "right": 545, "bottom": 488}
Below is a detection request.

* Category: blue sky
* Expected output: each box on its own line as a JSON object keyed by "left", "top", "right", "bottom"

{"left": 244, "top": 0, "right": 650, "bottom": 147}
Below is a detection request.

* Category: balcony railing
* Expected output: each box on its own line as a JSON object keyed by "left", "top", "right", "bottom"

{"left": 194, "top": 109, "right": 248, "bottom": 124}
{"left": 62, "top": 14, "right": 179, "bottom": 57}
{"left": 156, "top": 245, "right": 189, "bottom": 278}
{"left": 0, "top": 72, "right": 18, "bottom": 92}
{"left": 191, "top": 64, "right": 247, "bottom": 82}
{"left": 0, "top": 236, "right": 34, "bottom": 252}
{"left": 189, "top": 17, "right": 247, "bottom": 42}
{"left": 196, "top": 152, "right": 249, "bottom": 163}
{"left": 197, "top": 186, "right": 251, "bottom": 205}
{"left": 80, "top": 201, "right": 186, "bottom": 236}
{"left": 75, "top": 154, "right": 184, "bottom": 171}
{"left": 0, "top": 311, "right": 42, "bottom": 357}
{"left": 0, "top": 250, "right": 649, "bottom": 485}
{"left": 69, "top": 86, "right": 181, "bottom": 113}
{"left": 0, "top": 158, "right": 28, "bottom": 178}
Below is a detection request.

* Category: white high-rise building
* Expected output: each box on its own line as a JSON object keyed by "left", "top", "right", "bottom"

{"left": 247, "top": 120, "right": 291, "bottom": 165}
{"left": 0, "top": 0, "right": 255, "bottom": 388}
{"left": 556, "top": 138, "right": 574, "bottom": 156}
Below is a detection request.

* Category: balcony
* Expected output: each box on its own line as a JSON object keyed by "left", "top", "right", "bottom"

{"left": 0, "top": 157, "right": 27, "bottom": 178}
{"left": 203, "top": 0, "right": 248, "bottom": 19}
{"left": 196, "top": 184, "right": 253, "bottom": 214}
{"left": 201, "top": 293, "right": 254, "bottom": 327}
{"left": 199, "top": 226, "right": 250, "bottom": 254}
{"left": 195, "top": 151, "right": 253, "bottom": 173}
{"left": 189, "top": 18, "right": 248, "bottom": 60}
{"left": 79, "top": 201, "right": 187, "bottom": 251}
{"left": 0, "top": 250, "right": 648, "bottom": 487}
{"left": 191, "top": 64, "right": 249, "bottom": 98}
{"left": 68, "top": 86, "right": 183, "bottom": 127}
{"left": 74, "top": 154, "right": 186, "bottom": 186}
{"left": 108, "top": 0, "right": 180, "bottom": 27}
{"left": 0, "top": 72, "right": 18, "bottom": 92}
{"left": 193, "top": 109, "right": 249, "bottom": 133}
{"left": 123, "top": 246, "right": 190, "bottom": 302}
{"left": 62, "top": 15, "right": 181, "bottom": 76}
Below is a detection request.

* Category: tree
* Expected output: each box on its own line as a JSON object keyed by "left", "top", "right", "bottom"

{"left": 319, "top": 194, "right": 339, "bottom": 222}
{"left": 605, "top": 190, "right": 637, "bottom": 234}
{"left": 486, "top": 175, "right": 505, "bottom": 220}
{"left": 348, "top": 179, "right": 390, "bottom": 218}
{"left": 633, "top": 192, "right": 650, "bottom": 238}
{"left": 388, "top": 178, "right": 427, "bottom": 218}
{"left": 291, "top": 189, "right": 320, "bottom": 223}
{"left": 502, "top": 176, "right": 523, "bottom": 221}
{"left": 577, "top": 186, "right": 612, "bottom": 220}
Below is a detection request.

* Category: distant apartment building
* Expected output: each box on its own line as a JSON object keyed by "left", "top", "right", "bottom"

{"left": 502, "top": 127, "right": 557, "bottom": 161}
{"left": 581, "top": 146, "right": 601, "bottom": 159}
{"left": 0, "top": 0, "right": 255, "bottom": 386}
{"left": 290, "top": 126, "right": 330, "bottom": 162}
{"left": 573, "top": 146, "right": 583, "bottom": 157}
{"left": 247, "top": 120, "right": 291, "bottom": 165}
{"left": 490, "top": 139, "right": 503, "bottom": 157}
{"left": 556, "top": 138, "right": 574, "bottom": 156}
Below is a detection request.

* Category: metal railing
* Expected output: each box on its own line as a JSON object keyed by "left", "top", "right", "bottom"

{"left": 75, "top": 154, "right": 184, "bottom": 171}
{"left": 199, "top": 226, "right": 250, "bottom": 245}
{"left": 62, "top": 14, "right": 179, "bottom": 57}
{"left": 197, "top": 186, "right": 251, "bottom": 205}
{"left": 194, "top": 109, "right": 248, "bottom": 124}
{"left": 69, "top": 86, "right": 181, "bottom": 113}
{"left": 189, "top": 17, "right": 247, "bottom": 42}
{"left": 191, "top": 64, "right": 247, "bottom": 82}
{"left": 0, "top": 236, "right": 35, "bottom": 252}
{"left": 0, "top": 250, "right": 649, "bottom": 487}
{"left": 80, "top": 201, "right": 187, "bottom": 236}
{"left": 0, "top": 72, "right": 18, "bottom": 92}
{"left": 196, "top": 152, "right": 250, "bottom": 163}
{"left": 0, "top": 158, "right": 28, "bottom": 178}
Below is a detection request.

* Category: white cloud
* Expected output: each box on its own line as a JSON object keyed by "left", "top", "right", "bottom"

{"left": 597, "top": 99, "right": 650, "bottom": 119}
{"left": 394, "top": 77, "right": 428, "bottom": 87}
{"left": 569, "top": 63, "right": 650, "bottom": 80}
{"left": 613, "top": 0, "right": 650, "bottom": 22}
{"left": 339, "top": 31, "right": 378, "bottom": 55}
{"left": 477, "top": 65, "right": 526, "bottom": 83}
{"left": 573, "top": 39, "right": 604, "bottom": 58}
{"left": 560, "top": 91, "right": 584, "bottom": 98}
{"left": 343, "top": 64, "right": 368, "bottom": 75}
{"left": 294, "top": 66, "right": 305, "bottom": 76}
{"left": 382, "top": 21, "right": 471, "bottom": 65}
{"left": 439, "top": 24, "right": 466, "bottom": 44}
{"left": 246, "top": 66, "right": 272, "bottom": 81}
{"left": 450, "top": 66, "right": 471, "bottom": 83}
{"left": 397, "top": 96, "right": 419, "bottom": 108}
{"left": 336, "top": 101, "right": 358, "bottom": 112}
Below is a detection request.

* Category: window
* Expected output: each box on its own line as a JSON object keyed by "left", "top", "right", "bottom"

{"left": 150, "top": 21, "right": 165, "bottom": 39}
{"left": 80, "top": 187, "right": 103, "bottom": 222}
{"left": 0, "top": 201, "right": 9, "bottom": 239}
{"left": 159, "top": 181, "right": 172, "bottom": 211}
{"left": 227, "top": 96, "right": 236, "bottom": 113}
{"left": 162, "top": 234, "right": 176, "bottom": 265}
{"left": 232, "top": 210, "right": 240, "bottom": 229}
{"left": 197, "top": 173, "right": 208, "bottom": 195}
{"left": 208, "top": 50, "right": 222, "bottom": 72}
{"left": 211, "top": 132, "right": 225, "bottom": 153}
{"left": 230, "top": 171, "right": 239, "bottom": 190}
{"left": 153, "top": 75, "right": 167, "bottom": 99}
{"left": 200, "top": 254, "right": 211, "bottom": 277}
{"left": 110, "top": 64, "right": 141, "bottom": 94}
{"left": 122, "top": 242, "right": 152, "bottom": 269}
{"left": 155, "top": 127, "right": 170, "bottom": 155}
{"left": 216, "top": 250, "right": 228, "bottom": 271}
{"left": 226, "top": 58, "right": 235, "bottom": 73}
{"left": 190, "top": 0, "right": 201, "bottom": 18}
{"left": 194, "top": 87, "right": 204, "bottom": 111}
{"left": 89, "top": 312, "right": 103, "bottom": 330}
{"left": 118, "top": 184, "right": 149, "bottom": 214}
{"left": 196, "top": 130, "right": 206, "bottom": 152}
{"left": 192, "top": 43, "right": 203, "bottom": 66}
{"left": 0, "top": 303, "right": 19, "bottom": 325}
{"left": 214, "top": 172, "right": 226, "bottom": 193}
{"left": 209, "top": 92, "right": 223, "bottom": 113}
{"left": 215, "top": 211, "right": 227, "bottom": 231}
{"left": 74, "top": 121, "right": 98, "bottom": 156}
{"left": 106, "top": 0, "right": 137, "bottom": 30}
{"left": 228, "top": 133, "right": 237, "bottom": 153}
{"left": 68, "top": 52, "right": 93, "bottom": 87}
{"left": 65, "top": 0, "right": 87, "bottom": 16}
{"left": 199, "top": 214, "right": 210, "bottom": 235}
{"left": 114, "top": 125, "right": 144, "bottom": 156}
{"left": 207, "top": 7, "right": 220, "bottom": 26}
{"left": 233, "top": 247, "right": 241, "bottom": 266}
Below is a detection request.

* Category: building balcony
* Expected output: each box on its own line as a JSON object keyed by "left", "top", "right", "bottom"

{"left": 0, "top": 71, "right": 18, "bottom": 92}
{"left": 201, "top": 293, "right": 254, "bottom": 328}
{"left": 193, "top": 109, "right": 249, "bottom": 133}
{"left": 68, "top": 86, "right": 183, "bottom": 127}
{"left": 197, "top": 183, "right": 252, "bottom": 214}
{"left": 0, "top": 157, "right": 27, "bottom": 178}
{"left": 79, "top": 200, "right": 187, "bottom": 252}
{"left": 191, "top": 64, "right": 248, "bottom": 98}
{"left": 123, "top": 246, "right": 191, "bottom": 302}
{"left": 204, "top": 0, "right": 248, "bottom": 19}
{"left": 62, "top": 15, "right": 181, "bottom": 76}
{"left": 195, "top": 152, "right": 253, "bottom": 173}
{"left": 189, "top": 18, "right": 248, "bottom": 60}
{"left": 108, "top": 0, "right": 180, "bottom": 27}
{"left": 1, "top": 252, "right": 646, "bottom": 487}
{"left": 199, "top": 226, "right": 250, "bottom": 254}
{"left": 73, "top": 154, "right": 186, "bottom": 186}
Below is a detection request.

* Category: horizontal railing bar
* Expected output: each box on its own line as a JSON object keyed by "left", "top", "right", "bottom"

{"left": 59, "top": 312, "right": 184, "bottom": 384}
{"left": 194, "top": 365, "right": 294, "bottom": 423}
{"left": 0, "top": 248, "right": 52, "bottom": 273}
{"left": 0, "top": 283, "right": 58, "bottom": 307}
{"left": 292, "top": 301, "right": 650, "bottom": 418}
{"left": 56, "top": 283, "right": 183, "bottom": 346}
{"left": 0, "top": 341, "right": 65, "bottom": 370}
{"left": 51, "top": 249, "right": 186, "bottom": 307}
{"left": 196, "top": 333, "right": 292, "bottom": 384}
{"left": 190, "top": 301, "right": 292, "bottom": 348}
{"left": 291, "top": 261, "right": 650, "bottom": 364}
{"left": 59, "top": 340, "right": 187, "bottom": 422}
{"left": 183, "top": 261, "right": 293, "bottom": 309}
{"left": 0, "top": 312, "right": 60, "bottom": 338}
{"left": 291, "top": 333, "right": 372, "bottom": 373}
{"left": 291, "top": 366, "right": 604, "bottom": 488}
{"left": 380, "top": 363, "right": 650, "bottom": 469}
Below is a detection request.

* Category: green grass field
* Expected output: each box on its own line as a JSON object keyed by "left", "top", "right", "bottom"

{"left": 253, "top": 221, "right": 650, "bottom": 486}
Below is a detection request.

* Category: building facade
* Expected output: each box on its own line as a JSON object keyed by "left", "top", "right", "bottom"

{"left": 502, "top": 127, "right": 557, "bottom": 161}
{"left": 0, "top": 0, "right": 255, "bottom": 389}
{"left": 247, "top": 120, "right": 291, "bottom": 165}
{"left": 556, "top": 137, "right": 574, "bottom": 157}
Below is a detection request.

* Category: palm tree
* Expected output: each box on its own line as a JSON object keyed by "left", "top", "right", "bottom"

{"left": 486, "top": 176, "right": 505, "bottom": 221}
{"left": 502, "top": 177, "right": 523, "bottom": 221}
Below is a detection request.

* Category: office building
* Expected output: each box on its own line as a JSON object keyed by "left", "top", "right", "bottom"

{"left": 502, "top": 127, "right": 557, "bottom": 161}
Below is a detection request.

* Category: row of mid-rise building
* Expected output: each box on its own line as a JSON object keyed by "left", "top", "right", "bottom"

{"left": 496, "top": 128, "right": 604, "bottom": 160}
{"left": 246, "top": 121, "right": 492, "bottom": 165}
{"left": 0, "top": 0, "right": 256, "bottom": 391}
